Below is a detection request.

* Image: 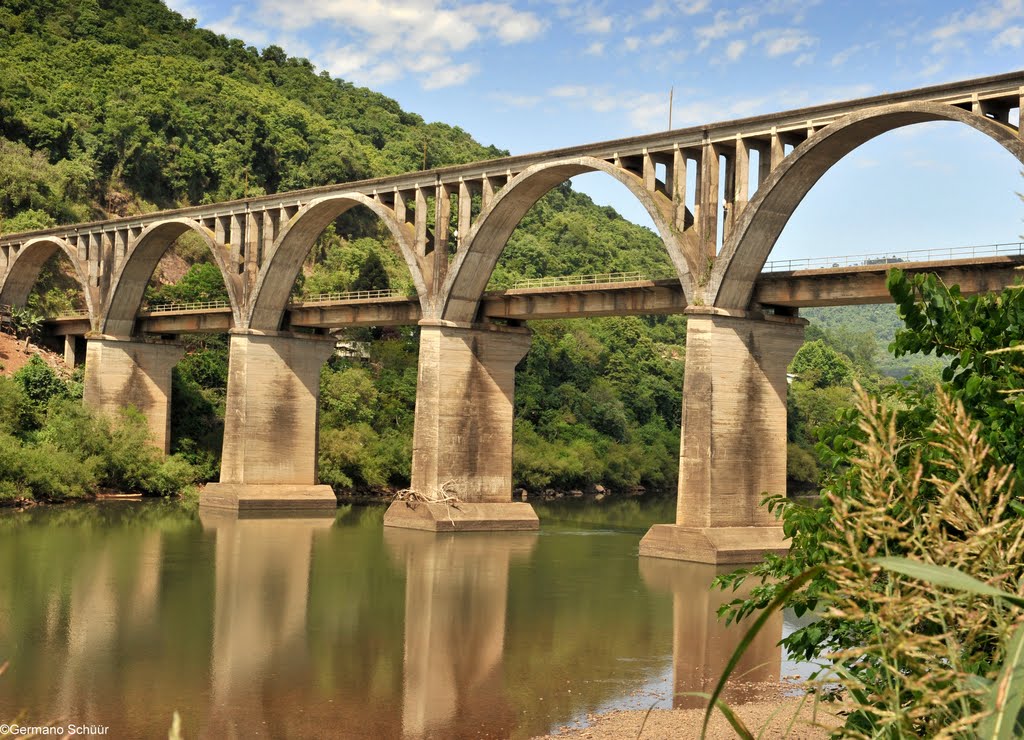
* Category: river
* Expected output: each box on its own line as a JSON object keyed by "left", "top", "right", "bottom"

{"left": 0, "top": 498, "right": 811, "bottom": 738}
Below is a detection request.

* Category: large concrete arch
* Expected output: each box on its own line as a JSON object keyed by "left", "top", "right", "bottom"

{"left": 438, "top": 156, "right": 697, "bottom": 324}
{"left": 247, "top": 193, "right": 425, "bottom": 331}
{"left": 102, "top": 218, "right": 242, "bottom": 337}
{"left": 710, "top": 101, "right": 1024, "bottom": 309}
{"left": 0, "top": 236, "right": 97, "bottom": 328}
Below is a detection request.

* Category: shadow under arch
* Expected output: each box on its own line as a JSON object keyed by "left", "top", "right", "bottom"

{"left": 438, "top": 156, "right": 697, "bottom": 324}
{"left": 710, "top": 101, "right": 1024, "bottom": 309}
{"left": 0, "top": 236, "right": 97, "bottom": 329}
{"left": 102, "top": 218, "right": 242, "bottom": 337}
{"left": 246, "top": 193, "right": 426, "bottom": 332}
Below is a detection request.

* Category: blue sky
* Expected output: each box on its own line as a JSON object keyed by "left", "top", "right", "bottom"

{"left": 163, "top": 0, "right": 1024, "bottom": 263}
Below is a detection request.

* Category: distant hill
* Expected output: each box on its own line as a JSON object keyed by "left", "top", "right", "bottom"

{"left": 803, "top": 304, "right": 942, "bottom": 376}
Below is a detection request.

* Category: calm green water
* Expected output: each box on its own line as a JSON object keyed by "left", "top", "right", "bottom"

{"left": 0, "top": 498, "right": 793, "bottom": 738}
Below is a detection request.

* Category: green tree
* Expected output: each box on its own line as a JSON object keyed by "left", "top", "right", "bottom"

{"left": 351, "top": 251, "right": 390, "bottom": 292}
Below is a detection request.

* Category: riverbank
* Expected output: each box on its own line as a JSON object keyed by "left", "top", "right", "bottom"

{"left": 536, "top": 682, "right": 845, "bottom": 739}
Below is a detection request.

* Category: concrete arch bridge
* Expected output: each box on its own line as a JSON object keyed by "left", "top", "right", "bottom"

{"left": 2, "top": 71, "right": 1023, "bottom": 563}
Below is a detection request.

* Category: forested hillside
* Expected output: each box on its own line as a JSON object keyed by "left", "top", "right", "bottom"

{"left": 0, "top": 0, "right": 924, "bottom": 499}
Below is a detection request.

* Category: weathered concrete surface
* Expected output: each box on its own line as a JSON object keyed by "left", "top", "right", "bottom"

{"left": 640, "top": 309, "right": 805, "bottom": 563}
{"left": 384, "top": 322, "right": 538, "bottom": 531}
{"left": 383, "top": 501, "right": 539, "bottom": 532}
{"left": 83, "top": 336, "right": 184, "bottom": 454}
{"left": 203, "top": 330, "right": 337, "bottom": 512}
{"left": 200, "top": 484, "right": 337, "bottom": 512}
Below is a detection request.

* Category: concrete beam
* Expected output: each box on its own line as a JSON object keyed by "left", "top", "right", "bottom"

{"left": 753, "top": 256, "right": 1024, "bottom": 307}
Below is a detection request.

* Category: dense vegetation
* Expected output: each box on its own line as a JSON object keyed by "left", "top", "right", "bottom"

{"left": 0, "top": 356, "right": 195, "bottom": 502}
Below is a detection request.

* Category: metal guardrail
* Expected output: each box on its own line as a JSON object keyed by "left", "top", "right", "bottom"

{"left": 50, "top": 309, "right": 89, "bottom": 319}
{"left": 762, "top": 241, "right": 1024, "bottom": 273}
{"left": 293, "top": 289, "right": 407, "bottom": 304}
{"left": 143, "top": 299, "right": 231, "bottom": 313}
{"left": 511, "top": 271, "right": 675, "bottom": 289}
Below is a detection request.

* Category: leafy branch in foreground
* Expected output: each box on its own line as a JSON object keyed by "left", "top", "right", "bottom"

{"left": 711, "top": 388, "right": 1024, "bottom": 738}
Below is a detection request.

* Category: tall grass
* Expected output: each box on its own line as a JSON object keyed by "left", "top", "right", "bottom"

{"left": 706, "top": 387, "right": 1024, "bottom": 738}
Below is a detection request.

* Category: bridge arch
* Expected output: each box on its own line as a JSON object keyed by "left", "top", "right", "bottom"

{"left": 102, "top": 218, "right": 242, "bottom": 337}
{"left": 710, "top": 101, "right": 1024, "bottom": 309}
{"left": 438, "top": 156, "right": 697, "bottom": 324}
{"left": 0, "top": 236, "right": 96, "bottom": 328}
{"left": 247, "top": 193, "right": 425, "bottom": 331}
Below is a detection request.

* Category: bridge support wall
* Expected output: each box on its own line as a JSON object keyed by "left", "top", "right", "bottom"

{"left": 83, "top": 337, "right": 184, "bottom": 455}
{"left": 202, "top": 330, "right": 337, "bottom": 512}
{"left": 640, "top": 309, "right": 806, "bottom": 564}
{"left": 384, "top": 322, "right": 538, "bottom": 531}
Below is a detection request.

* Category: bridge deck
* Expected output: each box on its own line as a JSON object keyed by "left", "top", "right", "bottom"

{"left": 42, "top": 254, "right": 1024, "bottom": 335}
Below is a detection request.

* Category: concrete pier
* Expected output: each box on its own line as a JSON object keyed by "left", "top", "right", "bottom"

{"left": 384, "top": 322, "right": 538, "bottom": 531}
{"left": 640, "top": 309, "right": 806, "bottom": 564}
{"left": 202, "top": 330, "right": 337, "bottom": 512}
{"left": 83, "top": 336, "right": 184, "bottom": 454}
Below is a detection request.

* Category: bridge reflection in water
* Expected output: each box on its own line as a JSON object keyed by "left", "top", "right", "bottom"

{"left": 640, "top": 559, "right": 783, "bottom": 711}
{"left": 385, "top": 529, "right": 536, "bottom": 738}
{"left": 0, "top": 502, "right": 798, "bottom": 737}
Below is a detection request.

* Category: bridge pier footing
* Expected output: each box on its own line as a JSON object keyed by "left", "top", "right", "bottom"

{"left": 384, "top": 322, "right": 539, "bottom": 532}
{"left": 83, "top": 336, "right": 183, "bottom": 455}
{"left": 640, "top": 309, "right": 806, "bottom": 564}
{"left": 202, "top": 330, "right": 337, "bottom": 513}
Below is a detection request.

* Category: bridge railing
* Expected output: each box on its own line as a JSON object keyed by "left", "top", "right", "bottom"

{"left": 50, "top": 309, "right": 90, "bottom": 319}
{"left": 143, "top": 299, "right": 231, "bottom": 313}
{"left": 762, "top": 241, "right": 1024, "bottom": 273}
{"left": 510, "top": 271, "right": 677, "bottom": 290}
{"left": 292, "top": 288, "right": 408, "bottom": 304}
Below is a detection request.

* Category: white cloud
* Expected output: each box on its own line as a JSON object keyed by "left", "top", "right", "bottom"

{"left": 725, "top": 39, "right": 746, "bottom": 61}
{"left": 643, "top": 2, "right": 669, "bottom": 21}
{"left": 583, "top": 14, "right": 613, "bottom": 34}
{"left": 994, "top": 25, "right": 1024, "bottom": 47}
{"left": 793, "top": 52, "right": 814, "bottom": 66}
{"left": 930, "top": 0, "right": 1024, "bottom": 53}
{"left": 163, "top": 0, "right": 205, "bottom": 23}
{"left": 650, "top": 28, "right": 676, "bottom": 46}
{"left": 584, "top": 41, "right": 606, "bottom": 55}
{"left": 549, "top": 85, "right": 591, "bottom": 98}
{"left": 206, "top": 5, "right": 271, "bottom": 46}
{"left": 678, "top": 0, "right": 711, "bottom": 14}
{"left": 695, "top": 10, "right": 757, "bottom": 51}
{"left": 422, "top": 62, "right": 477, "bottom": 89}
{"left": 831, "top": 43, "right": 863, "bottom": 67}
{"left": 253, "top": 0, "right": 545, "bottom": 90}
{"left": 755, "top": 28, "right": 817, "bottom": 57}
{"left": 624, "top": 36, "right": 642, "bottom": 51}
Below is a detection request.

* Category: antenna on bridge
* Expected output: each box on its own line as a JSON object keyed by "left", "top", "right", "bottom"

{"left": 668, "top": 86, "right": 674, "bottom": 130}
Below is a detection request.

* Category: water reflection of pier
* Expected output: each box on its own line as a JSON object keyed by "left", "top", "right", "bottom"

{"left": 640, "top": 560, "right": 782, "bottom": 709}
{"left": 199, "top": 509, "right": 335, "bottom": 739}
{"left": 385, "top": 528, "right": 537, "bottom": 739}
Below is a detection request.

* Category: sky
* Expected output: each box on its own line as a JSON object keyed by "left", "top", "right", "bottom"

{"left": 163, "top": 0, "right": 1024, "bottom": 264}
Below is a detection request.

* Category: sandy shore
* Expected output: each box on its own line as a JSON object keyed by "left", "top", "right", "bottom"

{"left": 534, "top": 683, "right": 846, "bottom": 739}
